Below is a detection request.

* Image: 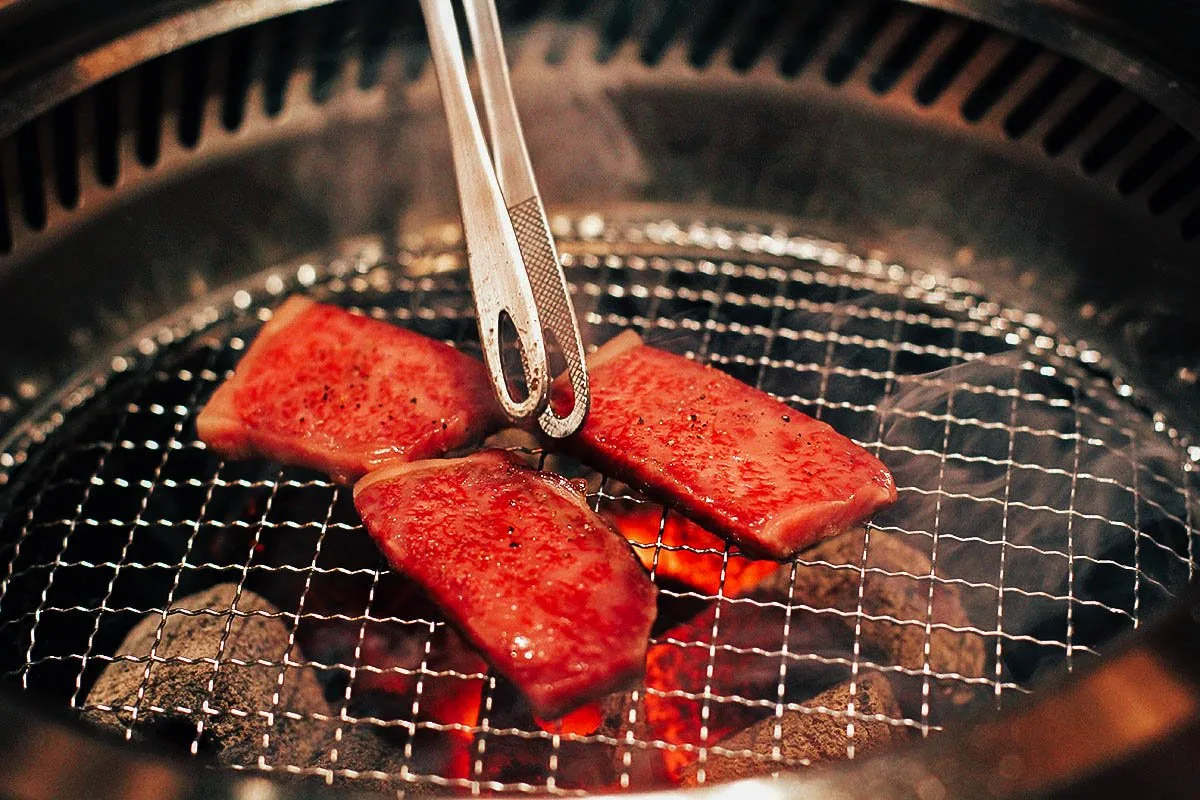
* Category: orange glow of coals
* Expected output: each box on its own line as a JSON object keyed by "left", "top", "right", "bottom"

{"left": 534, "top": 701, "right": 605, "bottom": 736}
{"left": 642, "top": 637, "right": 763, "bottom": 783}
{"left": 605, "top": 505, "right": 782, "bottom": 597}
{"left": 432, "top": 676, "right": 485, "bottom": 780}
{"left": 354, "top": 625, "right": 486, "bottom": 781}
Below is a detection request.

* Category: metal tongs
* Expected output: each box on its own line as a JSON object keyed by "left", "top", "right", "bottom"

{"left": 418, "top": 0, "right": 590, "bottom": 438}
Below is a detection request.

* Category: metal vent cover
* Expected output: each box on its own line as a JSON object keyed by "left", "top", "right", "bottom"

{"left": 0, "top": 0, "right": 1199, "bottom": 445}
{"left": 5, "top": 0, "right": 1200, "bottom": 256}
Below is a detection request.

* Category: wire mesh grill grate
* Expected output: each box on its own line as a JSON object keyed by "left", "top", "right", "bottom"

{"left": 0, "top": 217, "right": 1195, "bottom": 794}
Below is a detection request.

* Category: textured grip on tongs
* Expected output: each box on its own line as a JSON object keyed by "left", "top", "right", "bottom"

{"left": 459, "top": 0, "right": 591, "bottom": 437}
{"left": 509, "top": 196, "right": 591, "bottom": 438}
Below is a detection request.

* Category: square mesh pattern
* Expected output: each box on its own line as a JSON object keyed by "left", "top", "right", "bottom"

{"left": 0, "top": 219, "right": 1195, "bottom": 794}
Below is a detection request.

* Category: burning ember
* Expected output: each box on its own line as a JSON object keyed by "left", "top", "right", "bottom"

{"left": 677, "top": 674, "right": 904, "bottom": 785}
{"left": 604, "top": 503, "right": 782, "bottom": 596}
{"left": 600, "top": 582, "right": 857, "bottom": 784}
{"left": 290, "top": 571, "right": 487, "bottom": 782}
{"left": 642, "top": 634, "right": 767, "bottom": 782}
{"left": 349, "top": 619, "right": 486, "bottom": 781}
{"left": 534, "top": 702, "right": 606, "bottom": 736}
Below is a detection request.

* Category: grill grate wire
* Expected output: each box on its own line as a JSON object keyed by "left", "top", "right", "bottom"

{"left": 0, "top": 218, "right": 1195, "bottom": 794}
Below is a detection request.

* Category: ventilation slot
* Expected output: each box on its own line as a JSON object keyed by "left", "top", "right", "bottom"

{"left": 868, "top": 9, "right": 941, "bottom": 94}
{"left": 15, "top": 125, "right": 46, "bottom": 231}
{"left": 311, "top": 3, "right": 355, "bottom": 104}
{"left": 223, "top": 28, "right": 257, "bottom": 131}
{"left": 960, "top": 40, "right": 1038, "bottom": 122}
{"left": 640, "top": 0, "right": 689, "bottom": 66}
{"left": 178, "top": 41, "right": 211, "bottom": 148}
{"left": 689, "top": 0, "right": 742, "bottom": 68}
{"left": 398, "top": 7, "right": 428, "bottom": 82}
{"left": 95, "top": 78, "right": 121, "bottom": 187}
{"left": 914, "top": 22, "right": 988, "bottom": 106}
{"left": 1118, "top": 127, "right": 1189, "bottom": 195}
{"left": 264, "top": 15, "right": 300, "bottom": 117}
{"left": 1148, "top": 155, "right": 1200, "bottom": 215}
{"left": 1003, "top": 59, "right": 1081, "bottom": 138}
{"left": 136, "top": 60, "right": 165, "bottom": 167}
{"left": 506, "top": 0, "right": 549, "bottom": 24}
{"left": 562, "top": 0, "right": 592, "bottom": 19}
{"left": 729, "top": 0, "right": 787, "bottom": 72}
{"left": 597, "top": 0, "right": 638, "bottom": 63}
{"left": 358, "top": 0, "right": 400, "bottom": 88}
{"left": 1042, "top": 78, "right": 1120, "bottom": 155}
{"left": 823, "top": 2, "right": 894, "bottom": 86}
{"left": 52, "top": 101, "right": 80, "bottom": 209}
{"left": 779, "top": 0, "right": 841, "bottom": 77}
{"left": 1080, "top": 101, "right": 1156, "bottom": 174}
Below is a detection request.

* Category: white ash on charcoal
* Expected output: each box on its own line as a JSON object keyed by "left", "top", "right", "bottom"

{"left": 83, "top": 584, "right": 403, "bottom": 782}
{"left": 768, "top": 528, "right": 990, "bottom": 712}
{"left": 590, "top": 527, "right": 985, "bottom": 786}
{"left": 679, "top": 674, "right": 904, "bottom": 786}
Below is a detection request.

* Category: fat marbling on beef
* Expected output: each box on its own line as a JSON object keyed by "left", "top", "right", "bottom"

{"left": 198, "top": 296, "right": 503, "bottom": 482}
{"left": 353, "top": 449, "right": 657, "bottom": 718}
{"left": 557, "top": 332, "right": 896, "bottom": 559}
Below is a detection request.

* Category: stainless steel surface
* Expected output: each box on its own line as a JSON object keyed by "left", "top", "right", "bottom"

{"left": 0, "top": 0, "right": 347, "bottom": 140}
{"left": 464, "top": 0, "right": 590, "bottom": 437}
{"left": 419, "top": 0, "right": 548, "bottom": 425}
{"left": 0, "top": 0, "right": 1198, "bottom": 797}
{"left": 2, "top": 1, "right": 1198, "bottom": 143}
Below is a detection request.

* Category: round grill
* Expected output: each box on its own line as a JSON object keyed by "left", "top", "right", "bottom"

{"left": 0, "top": 216, "right": 1193, "bottom": 794}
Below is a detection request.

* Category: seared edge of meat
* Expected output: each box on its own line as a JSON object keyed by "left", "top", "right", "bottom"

{"left": 197, "top": 295, "right": 315, "bottom": 461}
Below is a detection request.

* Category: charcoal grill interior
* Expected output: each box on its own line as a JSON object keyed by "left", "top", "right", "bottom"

{"left": 0, "top": 0, "right": 1199, "bottom": 797}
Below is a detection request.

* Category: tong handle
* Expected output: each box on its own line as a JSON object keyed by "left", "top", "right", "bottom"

{"left": 459, "top": 0, "right": 537, "bottom": 199}
{"left": 461, "top": 0, "right": 592, "bottom": 437}
{"left": 419, "top": 0, "right": 548, "bottom": 422}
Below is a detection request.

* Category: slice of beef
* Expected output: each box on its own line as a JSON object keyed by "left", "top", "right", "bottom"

{"left": 555, "top": 332, "right": 896, "bottom": 559}
{"left": 198, "top": 296, "right": 503, "bottom": 483}
{"left": 353, "top": 450, "right": 658, "bottom": 718}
